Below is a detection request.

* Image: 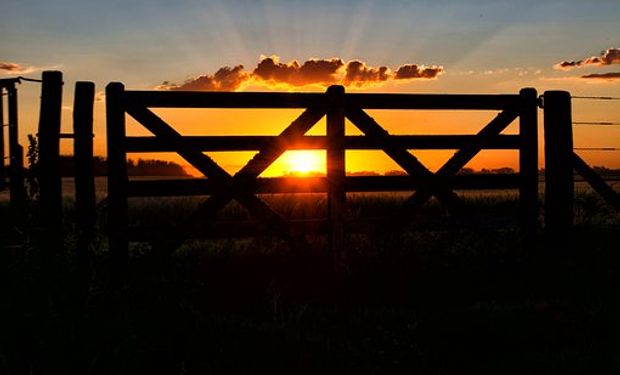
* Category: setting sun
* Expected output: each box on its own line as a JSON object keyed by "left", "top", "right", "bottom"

{"left": 285, "top": 151, "right": 324, "bottom": 175}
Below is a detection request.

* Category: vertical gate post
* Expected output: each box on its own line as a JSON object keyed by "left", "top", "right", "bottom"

{"left": 542, "top": 91, "right": 574, "bottom": 236}
{"left": 326, "top": 85, "right": 346, "bottom": 269}
{"left": 7, "top": 82, "right": 25, "bottom": 216}
{"left": 73, "top": 81, "right": 96, "bottom": 269}
{"left": 0, "top": 87, "right": 5, "bottom": 191}
{"left": 518, "top": 88, "right": 539, "bottom": 243}
{"left": 38, "top": 71, "right": 64, "bottom": 242}
{"left": 106, "top": 82, "right": 128, "bottom": 280}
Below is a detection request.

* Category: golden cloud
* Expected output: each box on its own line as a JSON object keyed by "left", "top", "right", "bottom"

{"left": 159, "top": 55, "right": 444, "bottom": 91}
{"left": 554, "top": 48, "right": 620, "bottom": 70}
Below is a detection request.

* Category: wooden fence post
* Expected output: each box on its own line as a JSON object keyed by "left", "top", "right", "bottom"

{"left": 73, "top": 81, "right": 96, "bottom": 269}
{"left": 326, "top": 85, "right": 346, "bottom": 269}
{"left": 7, "top": 82, "right": 25, "bottom": 216}
{"left": 518, "top": 88, "right": 539, "bottom": 243}
{"left": 38, "top": 71, "right": 64, "bottom": 242}
{"left": 0, "top": 88, "right": 5, "bottom": 191}
{"left": 106, "top": 82, "right": 128, "bottom": 280}
{"left": 542, "top": 91, "right": 574, "bottom": 235}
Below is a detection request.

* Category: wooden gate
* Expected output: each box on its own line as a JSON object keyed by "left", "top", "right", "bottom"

{"left": 106, "top": 84, "right": 539, "bottom": 271}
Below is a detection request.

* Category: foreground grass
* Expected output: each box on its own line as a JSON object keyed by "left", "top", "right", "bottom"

{"left": 1, "top": 193, "right": 619, "bottom": 374}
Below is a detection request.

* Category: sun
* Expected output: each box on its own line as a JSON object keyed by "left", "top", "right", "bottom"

{"left": 285, "top": 151, "right": 323, "bottom": 175}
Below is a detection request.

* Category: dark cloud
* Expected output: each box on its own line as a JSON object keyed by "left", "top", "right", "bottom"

{"left": 295, "top": 58, "right": 344, "bottom": 85}
{"left": 253, "top": 56, "right": 299, "bottom": 83}
{"left": 0, "top": 61, "right": 26, "bottom": 73}
{"left": 344, "top": 60, "right": 390, "bottom": 86}
{"left": 159, "top": 55, "right": 444, "bottom": 91}
{"left": 555, "top": 48, "right": 620, "bottom": 70}
{"left": 159, "top": 65, "right": 249, "bottom": 91}
{"left": 556, "top": 61, "right": 580, "bottom": 70}
{"left": 581, "top": 72, "right": 620, "bottom": 80}
{"left": 394, "top": 64, "right": 443, "bottom": 79}
{"left": 253, "top": 56, "right": 343, "bottom": 86}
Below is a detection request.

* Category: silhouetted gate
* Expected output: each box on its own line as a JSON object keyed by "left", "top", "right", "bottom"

{"left": 106, "top": 84, "right": 539, "bottom": 270}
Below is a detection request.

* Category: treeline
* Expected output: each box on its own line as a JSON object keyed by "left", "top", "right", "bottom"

{"left": 57, "top": 156, "right": 190, "bottom": 177}
{"left": 283, "top": 168, "right": 521, "bottom": 177}
{"left": 289, "top": 167, "right": 620, "bottom": 177}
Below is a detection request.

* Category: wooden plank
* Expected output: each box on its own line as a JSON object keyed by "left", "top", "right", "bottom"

{"left": 126, "top": 174, "right": 521, "bottom": 197}
{"left": 7, "top": 84, "right": 25, "bottom": 215}
{"left": 543, "top": 91, "right": 574, "bottom": 233}
{"left": 126, "top": 209, "right": 521, "bottom": 242}
{"left": 106, "top": 82, "right": 129, "bottom": 277}
{"left": 345, "top": 106, "right": 462, "bottom": 210}
{"left": 0, "top": 88, "right": 4, "bottom": 190}
{"left": 37, "top": 71, "right": 64, "bottom": 239}
{"left": 326, "top": 85, "right": 347, "bottom": 268}
{"left": 123, "top": 90, "right": 519, "bottom": 110}
{"left": 127, "top": 219, "right": 329, "bottom": 241}
{"left": 124, "top": 90, "right": 326, "bottom": 108}
{"left": 573, "top": 153, "right": 620, "bottom": 210}
{"left": 125, "top": 134, "right": 521, "bottom": 152}
{"left": 73, "top": 81, "right": 96, "bottom": 269}
{"left": 346, "top": 93, "right": 520, "bottom": 110}
{"left": 128, "top": 218, "right": 399, "bottom": 241}
{"left": 518, "top": 88, "right": 539, "bottom": 240}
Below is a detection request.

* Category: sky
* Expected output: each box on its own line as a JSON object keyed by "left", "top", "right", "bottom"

{"left": 1, "top": 0, "right": 619, "bottom": 175}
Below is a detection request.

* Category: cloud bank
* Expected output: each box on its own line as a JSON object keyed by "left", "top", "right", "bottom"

{"left": 554, "top": 48, "right": 620, "bottom": 70}
{"left": 159, "top": 55, "right": 444, "bottom": 91}
{"left": 580, "top": 72, "right": 620, "bottom": 80}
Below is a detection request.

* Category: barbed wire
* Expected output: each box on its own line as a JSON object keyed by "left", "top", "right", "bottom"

{"left": 573, "top": 121, "right": 620, "bottom": 126}
{"left": 574, "top": 147, "right": 619, "bottom": 151}
{"left": 572, "top": 96, "right": 620, "bottom": 100}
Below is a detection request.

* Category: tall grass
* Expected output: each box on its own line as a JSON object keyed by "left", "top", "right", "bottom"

{"left": 1, "top": 192, "right": 619, "bottom": 374}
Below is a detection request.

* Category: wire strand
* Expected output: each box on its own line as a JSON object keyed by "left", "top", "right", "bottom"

{"left": 17, "top": 76, "right": 43, "bottom": 83}
{"left": 572, "top": 96, "right": 620, "bottom": 100}
{"left": 574, "top": 147, "right": 619, "bottom": 151}
{"left": 573, "top": 121, "right": 620, "bottom": 126}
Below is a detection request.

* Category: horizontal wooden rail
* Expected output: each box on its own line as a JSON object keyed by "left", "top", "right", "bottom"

{"left": 127, "top": 219, "right": 330, "bottom": 241}
{"left": 126, "top": 174, "right": 521, "bottom": 197}
{"left": 123, "top": 91, "right": 326, "bottom": 109}
{"left": 121, "top": 90, "right": 520, "bottom": 110}
{"left": 126, "top": 213, "right": 519, "bottom": 241}
{"left": 346, "top": 93, "right": 520, "bottom": 110}
{"left": 125, "top": 135, "right": 522, "bottom": 152}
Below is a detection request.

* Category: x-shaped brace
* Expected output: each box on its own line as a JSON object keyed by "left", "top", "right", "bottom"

{"left": 126, "top": 104, "right": 326, "bottom": 251}
{"left": 345, "top": 106, "right": 518, "bottom": 217}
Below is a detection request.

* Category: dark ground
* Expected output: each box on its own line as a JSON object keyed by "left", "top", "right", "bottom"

{"left": 1, "top": 194, "right": 619, "bottom": 374}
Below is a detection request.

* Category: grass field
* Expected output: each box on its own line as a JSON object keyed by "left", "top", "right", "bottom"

{"left": 1, "top": 192, "right": 619, "bottom": 374}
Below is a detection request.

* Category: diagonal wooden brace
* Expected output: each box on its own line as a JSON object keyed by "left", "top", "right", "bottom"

{"left": 403, "top": 109, "right": 518, "bottom": 213}
{"left": 345, "top": 106, "right": 462, "bottom": 210}
{"left": 126, "top": 105, "right": 281, "bottom": 214}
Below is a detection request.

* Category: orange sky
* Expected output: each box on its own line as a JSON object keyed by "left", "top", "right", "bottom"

{"left": 131, "top": 103, "right": 522, "bottom": 177}
{"left": 2, "top": 0, "right": 619, "bottom": 175}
